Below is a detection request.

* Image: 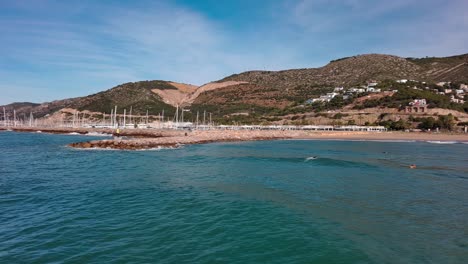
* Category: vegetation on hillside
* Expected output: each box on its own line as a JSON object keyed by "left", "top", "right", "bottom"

{"left": 3, "top": 53, "right": 468, "bottom": 123}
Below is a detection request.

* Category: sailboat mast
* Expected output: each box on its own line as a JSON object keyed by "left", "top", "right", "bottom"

{"left": 2, "top": 107, "right": 6, "bottom": 127}
{"left": 72, "top": 111, "right": 76, "bottom": 127}
{"left": 175, "top": 105, "right": 179, "bottom": 126}
{"left": 181, "top": 107, "right": 184, "bottom": 123}
{"left": 110, "top": 109, "right": 114, "bottom": 127}
{"left": 114, "top": 106, "right": 118, "bottom": 127}
{"left": 123, "top": 109, "right": 126, "bottom": 127}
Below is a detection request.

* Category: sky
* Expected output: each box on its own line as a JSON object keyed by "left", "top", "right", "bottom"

{"left": 0, "top": 0, "right": 467, "bottom": 104}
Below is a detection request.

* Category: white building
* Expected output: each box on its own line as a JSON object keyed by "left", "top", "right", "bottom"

{"left": 450, "top": 95, "right": 465, "bottom": 104}
{"left": 396, "top": 79, "right": 408, "bottom": 83}
{"left": 366, "top": 87, "right": 381, "bottom": 93}
{"left": 333, "top": 87, "right": 344, "bottom": 92}
{"left": 409, "top": 99, "right": 427, "bottom": 106}
{"left": 307, "top": 92, "right": 338, "bottom": 103}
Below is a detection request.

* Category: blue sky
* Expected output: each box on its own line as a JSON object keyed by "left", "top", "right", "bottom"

{"left": 0, "top": 0, "right": 467, "bottom": 104}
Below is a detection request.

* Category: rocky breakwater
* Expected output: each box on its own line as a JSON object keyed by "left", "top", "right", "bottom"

{"left": 68, "top": 130, "right": 296, "bottom": 150}
{"left": 8, "top": 127, "right": 183, "bottom": 138}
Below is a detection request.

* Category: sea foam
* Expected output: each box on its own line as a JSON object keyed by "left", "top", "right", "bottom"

{"left": 426, "top": 141, "right": 459, "bottom": 144}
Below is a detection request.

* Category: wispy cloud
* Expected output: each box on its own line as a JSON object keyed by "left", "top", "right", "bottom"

{"left": 0, "top": 0, "right": 466, "bottom": 105}
{"left": 0, "top": 0, "right": 303, "bottom": 104}
{"left": 285, "top": 0, "right": 468, "bottom": 57}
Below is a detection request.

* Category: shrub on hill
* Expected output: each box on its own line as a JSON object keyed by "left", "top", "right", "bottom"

{"left": 417, "top": 114, "right": 456, "bottom": 131}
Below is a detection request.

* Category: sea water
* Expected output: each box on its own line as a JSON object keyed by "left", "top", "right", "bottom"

{"left": 0, "top": 131, "right": 467, "bottom": 263}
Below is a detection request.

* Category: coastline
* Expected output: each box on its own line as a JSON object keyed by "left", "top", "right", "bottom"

{"left": 66, "top": 130, "right": 468, "bottom": 150}
{"left": 2, "top": 127, "right": 467, "bottom": 150}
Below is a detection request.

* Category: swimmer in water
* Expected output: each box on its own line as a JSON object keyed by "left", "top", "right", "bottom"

{"left": 409, "top": 164, "right": 416, "bottom": 169}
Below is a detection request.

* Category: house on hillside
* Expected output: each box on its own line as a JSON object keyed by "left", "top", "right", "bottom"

{"left": 367, "top": 80, "right": 378, "bottom": 87}
{"left": 306, "top": 92, "right": 338, "bottom": 104}
{"left": 450, "top": 95, "right": 465, "bottom": 104}
{"left": 405, "top": 99, "right": 427, "bottom": 113}
{"left": 366, "top": 87, "right": 382, "bottom": 93}
{"left": 333, "top": 87, "right": 344, "bottom": 92}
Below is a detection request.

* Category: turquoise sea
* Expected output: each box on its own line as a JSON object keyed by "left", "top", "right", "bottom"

{"left": 1, "top": 131, "right": 467, "bottom": 263}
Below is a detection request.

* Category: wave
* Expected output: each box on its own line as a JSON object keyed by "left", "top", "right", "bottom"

{"left": 366, "top": 139, "right": 417, "bottom": 143}
{"left": 135, "top": 146, "right": 181, "bottom": 151}
{"left": 67, "top": 132, "right": 112, "bottom": 137}
{"left": 86, "top": 132, "right": 112, "bottom": 137}
{"left": 232, "top": 155, "right": 375, "bottom": 169}
{"left": 310, "top": 157, "right": 376, "bottom": 168}
{"left": 426, "top": 141, "right": 459, "bottom": 144}
{"left": 286, "top": 138, "right": 417, "bottom": 143}
{"left": 70, "top": 145, "right": 181, "bottom": 151}
{"left": 305, "top": 156, "right": 318, "bottom": 161}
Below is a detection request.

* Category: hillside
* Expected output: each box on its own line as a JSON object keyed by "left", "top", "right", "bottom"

{"left": 191, "top": 54, "right": 468, "bottom": 116}
{"left": 5, "top": 81, "right": 181, "bottom": 118}
{"left": 2, "top": 53, "right": 467, "bottom": 124}
{"left": 407, "top": 54, "right": 468, "bottom": 82}
{"left": 220, "top": 54, "right": 421, "bottom": 86}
